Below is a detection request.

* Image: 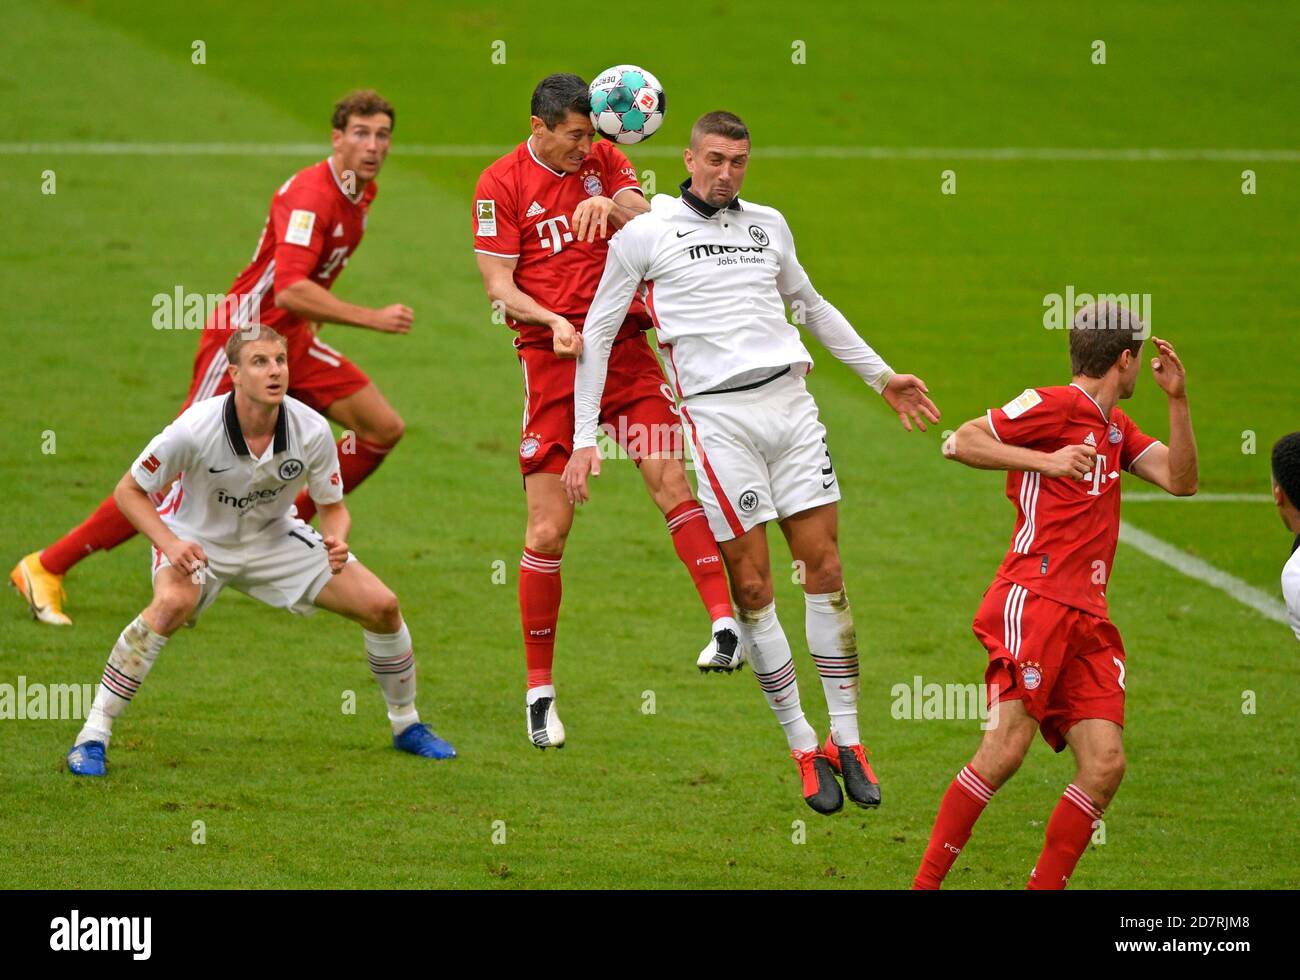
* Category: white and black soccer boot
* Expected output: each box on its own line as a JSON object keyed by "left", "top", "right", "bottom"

{"left": 526, "top": 694, "right": 566, "bottom": 750}
{"left": 696, "top": 625, "right": 745, "bottom": 673}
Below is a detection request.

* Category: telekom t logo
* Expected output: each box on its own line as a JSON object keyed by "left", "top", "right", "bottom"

{"left": 537, "top": 215, "right": 573, "bottom": 255}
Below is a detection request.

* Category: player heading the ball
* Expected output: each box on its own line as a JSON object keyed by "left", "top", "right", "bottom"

{"left": 564, "top": 111, "right": 941, "bottom": 814}
{"left": 65, "top": 326, "right": 455, "bottom": 777}
{"left": 473, "top": 74, "right": 741, "bottom": 752}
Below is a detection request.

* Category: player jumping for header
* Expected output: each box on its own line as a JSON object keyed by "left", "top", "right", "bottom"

{"left": 913, "top": 302, "right": 1197, "bottom": 889}
{"left": 14, "top": 91, "right": 412, "bottom": 625}
{"left": 564, "top": 111, "right": 940, "bottom": 813}
{"left": 473, "top": 75, "right": 739, "bottom": 751}
{"left": 65, "top": 326, "right": 454, "bottom": 776}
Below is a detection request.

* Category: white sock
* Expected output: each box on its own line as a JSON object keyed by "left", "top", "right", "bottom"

{"left": 526, "top": 684, "right": 556, "bottom": 706}
{"left": 364, "top": 620, "right": 419, "bottom": 735}
{"left": 806, "top": 589, "right": 861, "bottom": 745}
{"left": 711, "top": 614, "right": 739, "bottom": 636}
{"left": 76, "top": 615, "right": 168, "bottom": 748}
{"left": 737, "top": 602, "right": 817, "bottom": 751}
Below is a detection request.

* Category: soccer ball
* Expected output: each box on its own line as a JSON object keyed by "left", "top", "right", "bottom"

{"left": 589, "top": 65, "right": 665, "bottom": 145}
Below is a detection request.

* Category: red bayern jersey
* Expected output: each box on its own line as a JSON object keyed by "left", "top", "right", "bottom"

{"left": 985, "top": 383, "right": 1161, "bottom": 617}
{"left": 218, "top": 158, "right": 377, "bottom": 335}
{"left": 473, "top": 138, "right": 646, "bottom": 348}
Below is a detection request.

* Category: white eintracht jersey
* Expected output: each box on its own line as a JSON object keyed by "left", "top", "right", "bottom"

{"left": 131, "top": 393, "right": 343, "bottom": 550}
{"left": 574, "top": 182, "right": 894, "bottom": 448}
{"left": 1283, "top": 543, "right": 1300, "bottom": 642}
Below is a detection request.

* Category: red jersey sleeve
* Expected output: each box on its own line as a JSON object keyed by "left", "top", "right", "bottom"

{"left": 1116, "top": 408, "right": 1161, "bottom": 471}
{"left": 986, "top": 388, "right": 1064, "bottom": 449}
{"left": 597, "top": 142, "right": 643, "bottom": 197}
{"left": 270, "top": 179, "right": 334, "bottom": 290}
{"left": 473, "top": 168, "right": 520, "bottom": 258}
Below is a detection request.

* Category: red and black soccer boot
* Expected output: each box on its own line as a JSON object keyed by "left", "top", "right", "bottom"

{"left": 823, "top": 732, "right": 881, "bottom": 808}
{"left": 791, "top": 746, "right": 844, "bottom": 815}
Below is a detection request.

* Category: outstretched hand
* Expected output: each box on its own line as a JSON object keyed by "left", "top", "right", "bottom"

{"left": 882, "top": 374, "right": 941, "bottom": 432}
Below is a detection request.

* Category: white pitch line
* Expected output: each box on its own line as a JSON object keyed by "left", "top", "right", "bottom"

{"left": 1119, "top": 520, "right": 1288, "bottom": 624}
{"left": 1125, "top": 492, "right": 1272, "bottom": 502}
{"left": 1, "top": 142, "right": 1298, "bottom": 162}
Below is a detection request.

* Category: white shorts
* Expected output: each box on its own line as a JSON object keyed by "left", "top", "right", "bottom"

{"left": 150, "top": 519, "right": 355, "bottom": 621}
{"left": 680, "top": 371, "right": 841, "bottom": 541}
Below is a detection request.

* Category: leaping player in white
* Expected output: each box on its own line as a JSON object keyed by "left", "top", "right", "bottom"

{"left": 66, "top": 325, "right": 455, "bottom": 776}
{"left": 563, "top": 111, "right": 940, "bottom": 815}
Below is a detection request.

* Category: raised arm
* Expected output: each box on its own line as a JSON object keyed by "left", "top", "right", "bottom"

{"left": 1128, "top": 337, "right": 1197, "bottom": 496}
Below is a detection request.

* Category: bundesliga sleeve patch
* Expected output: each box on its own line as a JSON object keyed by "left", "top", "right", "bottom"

{"left": 476, "top": 200, "right": 497, "bottom": 236}
{"left": 1001, "top": 388, "right": 1043, "bottom": 419}
{"left": 285, "top": 209, "right": 317, "bottom": 246}
{"left": 140, "top": 453, "right": 161, "bottom": 474}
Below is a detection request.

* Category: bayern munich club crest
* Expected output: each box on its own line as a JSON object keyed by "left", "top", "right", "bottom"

{"left": 583, "top": 174, "right": 604, "bottom": 197}
{"left": 748, "top": 225, "right": 769, "bottom": 247}
{"left": 278, "top": 458, "right": 304, "bottom": 480}
{"left": 1107, "top": 423, "right": 1123, "bottom": 444}
{"left": 738, "top": 489, "right": 760, "bottom": 513}
{"left": 519, "top": 433, "right": 543, "bottom": 459}
{"left": 1020, "top": 661, "right": 1043, "bottom": 691}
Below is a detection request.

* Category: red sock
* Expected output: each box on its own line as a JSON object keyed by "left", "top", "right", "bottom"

{"left": 519, "top": 547, "right": 563, "bottom": 688}
{"left": 913, "top": 765, "right": 996, "bottom": 889}
{"left": 664, "top": 501, "right": 732, "bottom": 622}
{"left": 1027, "top": 784, "right": 1102, "bottom": 890}
{"left": 40, "top": 495, "right": 138, "bottom": 575}
{"left": 294, "top": 436, "right": 392, "bottom": 523}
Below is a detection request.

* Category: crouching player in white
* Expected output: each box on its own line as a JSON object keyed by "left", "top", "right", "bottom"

{"left": 66, "top": 326, "right": 455, "bottom": 775}
{"left": 563, "top": 111, "right": 940, "bottom": 814}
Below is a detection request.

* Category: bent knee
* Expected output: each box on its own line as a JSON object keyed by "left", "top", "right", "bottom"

{"left": 356, "top": 410, "right": 405, "bottom": 448}
{"left": 732, "top": 576, "right": 773, "bottom": 611}
{"left": 148, "top": 589, "right": 198, "bottom": 632}
{"left": 525, "top": 519, "right": 570, "bottom": 556}
{"left": 367, "top": 590, "right": 402, "bottom": 632}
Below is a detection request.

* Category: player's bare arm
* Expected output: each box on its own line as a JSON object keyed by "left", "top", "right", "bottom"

{"left": 571, "top": 187, "right": 649, "bottom": 242}
{"left": 475, "top": 252, "right": 583, "bottom": 358}
{"left": 316, "top": 499, "right": 352, "bottom": 573}
{"left": 274, "top": 278, "right": 413, "bottom": 334}
{"left": 1128, "top": 336, "right": 1198, "bottom": 496}
{"left": 113, "top": 472, "right": 208, "bottom": 575}
{"left": 944, "top": 415, "right": 1097, "bottom": 480}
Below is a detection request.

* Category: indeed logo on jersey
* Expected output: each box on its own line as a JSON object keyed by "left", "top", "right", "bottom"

{"left": 687, "top": 243, "right": 766, "bottom": 265}
{"left": 215, "top": 485, "right": 287, "bottom": 510}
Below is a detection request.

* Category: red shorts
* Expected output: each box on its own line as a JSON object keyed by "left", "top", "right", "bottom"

{"left": 972, "top": 576, "right": 1127, "bottom": 752}
{"left": 516, "top": 329, "right": 682, "bottom": 476}
{"left": 183, "top": 322, "right": 371, "bottom": 413}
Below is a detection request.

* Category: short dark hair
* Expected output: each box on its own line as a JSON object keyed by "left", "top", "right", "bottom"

{"left": 332, "top": 90, "right": 395, "bottom": 131}
{"left": 691, "top": 110, "right": 750, "bottom": 148}
{"left": 531, "top": 73, "right": 590, "bottom": 129}
{"left": 1272, "top": 432, "right": 1300, "bottom": 508}
{"left": 1069, "top": 301, "right": 1146, "bottom": 377}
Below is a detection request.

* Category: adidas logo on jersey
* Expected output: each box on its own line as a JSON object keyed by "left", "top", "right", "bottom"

{"left": 1084, "top": 432, "right": 1097, "bottom": 447}
{"left": 525, "top": 201, "right": 546, "bottom": 218}
{"left": 332, "top": 223, "right": 345, "bottom": 237}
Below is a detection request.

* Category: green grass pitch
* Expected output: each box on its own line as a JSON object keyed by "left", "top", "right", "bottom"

{"left": 1, "top": 0, "right": 1296, "bottom": 888}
